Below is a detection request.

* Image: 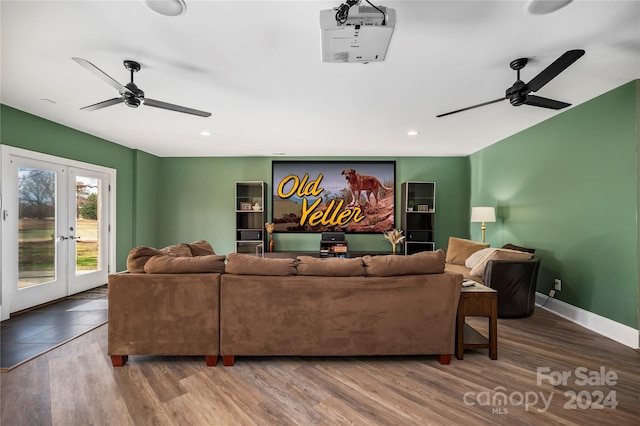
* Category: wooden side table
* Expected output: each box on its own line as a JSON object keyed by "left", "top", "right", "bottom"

{"left": 456, "top": 282, "right": 498, "bottom": 360}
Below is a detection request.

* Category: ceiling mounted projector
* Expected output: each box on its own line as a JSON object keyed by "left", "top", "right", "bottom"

{"left": 320, "top": 1, "right": 396, "bottom": 63}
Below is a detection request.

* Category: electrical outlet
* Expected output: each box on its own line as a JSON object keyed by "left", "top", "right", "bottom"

{"left": 554, "top": 279, "right": 562, "bottom": 291}
{"left": 549, "top": 289, "right": 556, "bottom": 298}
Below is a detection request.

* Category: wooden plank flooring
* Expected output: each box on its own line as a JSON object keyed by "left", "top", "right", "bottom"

{"left": 2, "top": 307, "right": 639, "bottom": 425}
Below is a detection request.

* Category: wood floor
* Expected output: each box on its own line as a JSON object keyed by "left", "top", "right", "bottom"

{"left": 2, "top": 307, "right": 639, "bottom": 425}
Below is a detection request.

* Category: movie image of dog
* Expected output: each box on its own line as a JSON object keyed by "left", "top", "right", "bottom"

{"left": 341, "top": 168, "right": 393, "bottom": 210}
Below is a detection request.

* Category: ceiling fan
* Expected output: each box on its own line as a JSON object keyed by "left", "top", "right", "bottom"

{"left": 71, "top": 57, "right": 211, "bottom": 117}
{"left": 437, "top": 49, "right": 585, "bottom": 118}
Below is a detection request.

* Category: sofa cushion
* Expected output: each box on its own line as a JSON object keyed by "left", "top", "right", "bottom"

{"left": 160, "top": 243, "right": 193, "bottom": 257}
{"left": 502, "top": 243, "right": 536, "bottom": 254}
{"left": 445, "top": 237, "right": 490, "bottom": 265}
{"left": 469, "top": 249, "right": 532, "bottom": 277}
{"left": 143, "top": 254, "right": 226, "bottom": 274}
{"left": 363, "top": 250, "right": 445, "bottom": 277}
{"left": 225, "top": 253, "right": 297, "bottom": 276}
{"left": 296, "top": 256, "right": 365, "bottom": 276}
{"left": 127, "top": 243, "right": 193, "bottom": 272}
{"left": 127, "top": 246, "right": 164, "bottom": 273}
{"left": 187, "top": 240, "right": 216, "bottom": 256}
{"left": 444, "top": 263, "right": 484, "bottom": 284}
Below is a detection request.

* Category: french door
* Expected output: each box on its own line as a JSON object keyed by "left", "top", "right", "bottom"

{"left": 1, "top": 146, "right": 114, "bottom": 317}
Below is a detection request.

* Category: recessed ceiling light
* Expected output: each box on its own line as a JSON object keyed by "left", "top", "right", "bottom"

{"left": 273, "top": 152, "right": 287, "bottom": 156}
{"left": 200, "top": 130, "right": 211, "bottom": 136}
{"left": 524, "top": 0, "right": 573, "bottom": 16}
{"left": 142, "top": 0, "right": 186, "bottom": 17}
{"left": 407, "top": 130, "right": 419, "bottom": 136}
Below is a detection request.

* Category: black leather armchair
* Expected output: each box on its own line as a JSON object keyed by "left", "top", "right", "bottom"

{"left": 482, "top": 256, "right": 541, "bottom": 318}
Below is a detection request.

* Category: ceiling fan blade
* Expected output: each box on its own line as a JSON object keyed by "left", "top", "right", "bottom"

{"left": 72, "top": 57, "right": 132, "bottom": 95}
{"left": 436, "top": 97, "right": 506, "bottom": 118}
{"left": 80, "top": 98, "right": 123, "bottom": 111}
{"left": 524, "top": 95, "right": 571, "bottom": 110}
{"left": 526, "top": 49, "right": 585, "bottom": 93}
{"left": 144, "top": 98, "right": 212, "bottom": 117}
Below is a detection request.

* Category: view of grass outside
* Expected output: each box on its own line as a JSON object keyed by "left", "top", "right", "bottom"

{"left": 19, "top": 218, "right": 99, "bottom": 287}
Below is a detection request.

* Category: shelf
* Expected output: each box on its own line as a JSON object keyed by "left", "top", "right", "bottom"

{"left": 235, "top": 182, "right": 266, "bottom": 257}
{"left": 401, "top": 182, "right": 436, "bottom": 254}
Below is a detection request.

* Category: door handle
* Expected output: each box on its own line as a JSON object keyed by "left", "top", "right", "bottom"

{"left": 59, "top": 236, "right": 68, "bottom": 241}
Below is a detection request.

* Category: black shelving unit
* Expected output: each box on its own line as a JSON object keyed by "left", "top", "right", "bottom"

{"left": 401, "top": 181, "right": 436, "bottom": 254}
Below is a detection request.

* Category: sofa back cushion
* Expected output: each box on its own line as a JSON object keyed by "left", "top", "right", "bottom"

{"left": 127, "top": 242, "right": 216, "bottom": 272}
{"left": 127, "top": 246, "right": 164, "bottom": 273}
{"left": 143, "top": 254, "right": 226, "bottom": 274}
{"left": 445, "top": 237, "right": 490, "bottom": 265}
{"left": 296, "top": 256, "right": 365, "bottom": 276}
{"left": 226, "top": 253, "right": 297, "bottom": 276}
{"left": 187, "top": 240, "right": 216, "bottom": 256}
{"left": 502, "top": 243, "right": 536, "bottom": 254}
{"left": 363, "top": 249, "right": 445, "bottom": 276}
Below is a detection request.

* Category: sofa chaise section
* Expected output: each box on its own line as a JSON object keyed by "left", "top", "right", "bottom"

{"left": 108, "top": 272, "right": 221, "bottom": 367}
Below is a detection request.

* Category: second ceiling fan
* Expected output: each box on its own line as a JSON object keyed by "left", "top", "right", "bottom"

{"left": 437, "top": 49, "right": 585, "bottom": 118}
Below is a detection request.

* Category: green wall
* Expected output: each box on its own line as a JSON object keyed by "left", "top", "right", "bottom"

{"left": 469, "top": 80, "right": 639, "bottom": 328}
{"left": 156, "top": 156, "right": 470, "bottom": 255}
{"left": 133, "top": 150, "right": 161, "bottom": 248}
{"left": 0, "top": 105, "right": 135, "bottom": 271}
{"left": 3, "top": 79, "right": 639, "bottom": 331}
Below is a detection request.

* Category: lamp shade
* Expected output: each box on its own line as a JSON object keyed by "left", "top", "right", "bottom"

{"left": 471, "top": 207, "right": 496, "bottom": 223}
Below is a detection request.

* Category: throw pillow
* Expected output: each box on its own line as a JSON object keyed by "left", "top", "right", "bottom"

{"left": 296, "top": 256, "right": 365, "bottom": 276}
{"left": 127, "top": 246, "right": 163, "bottom": 273}
{"left": 225, "top": 253, "right": 297, "bottom": 276}
{"left": 187, "top": 240, "right": 216, "bottom": 256}
{"left": 465, "top": 247, "right": 496, "bottom": 269}
{"left": 502, "top": 243, "right": 536, "bottom": 254}
{"left": 469, "top": 249, "right": 532, "bottom": 277}
{"left": 363, "top": 249, "right": 445, "bottom": 277}
{"left": 445, "top": 237, "right": 490, "bottom": 265}
{"left": 143, "top": 254, "right": 226, "bottom": 274}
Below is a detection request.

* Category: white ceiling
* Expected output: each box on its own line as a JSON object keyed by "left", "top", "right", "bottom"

{"left": 1, "top": 1, "right": 639, "bottom": 157}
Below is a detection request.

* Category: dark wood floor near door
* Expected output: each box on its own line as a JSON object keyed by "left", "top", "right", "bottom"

{"left": 0, "top": 286, "right": 107, "bottom": 371}
{"left": 2, "top": 307, "right": 639, "bottom": 425}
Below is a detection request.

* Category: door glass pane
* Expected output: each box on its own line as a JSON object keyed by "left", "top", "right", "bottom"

{"left": 75, "top": 176, "right": 100, "bottom": 274}
{"left": 18, "top": 166, "right": 56, "bottom": 288}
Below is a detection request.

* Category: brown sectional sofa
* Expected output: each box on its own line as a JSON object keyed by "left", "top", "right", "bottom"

{"left": 108, "top": 245, "right": 462, "bottom": 367}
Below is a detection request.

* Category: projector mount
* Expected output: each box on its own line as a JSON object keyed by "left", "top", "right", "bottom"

{"left": 335, "top": 0, "right": 386, "bottom": 25}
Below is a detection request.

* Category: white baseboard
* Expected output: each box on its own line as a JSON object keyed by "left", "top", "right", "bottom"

{"left": 535, "top": 292, "right": 639, "bottom": 350}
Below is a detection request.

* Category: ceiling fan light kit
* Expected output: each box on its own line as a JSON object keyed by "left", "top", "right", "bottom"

{"left": 142, "top": 0, "right": 186, "bottom": 17}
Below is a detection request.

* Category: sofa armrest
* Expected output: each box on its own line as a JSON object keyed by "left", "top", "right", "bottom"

{"left": 482, "top": 257, "right": 541, "bottom": 318}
